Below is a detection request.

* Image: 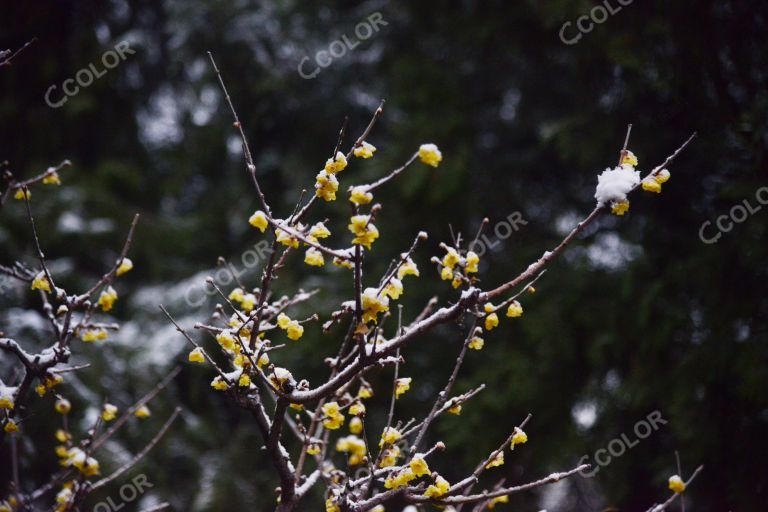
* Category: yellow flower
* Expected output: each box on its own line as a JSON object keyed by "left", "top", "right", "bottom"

{"left": 384, "top": 468, "right": 415, "bottom": 489}
{"left": 611, "top": 199, "right": 630, "bottom": 216}
{"left": 43, "top": 172, "right": 62, "bottom": 185}
{"left": 238, "top": 373, "right": 251, "bottom": 387}
{"left": 80, "top": 328, "right": 108, "bottom": 342}
{"left": 379, "top": 427, "right": 402, "bottom": 447}
{"left": 66, "top": 448, "right": 100, "bottom": 477}
{"left": 270, "top": 367, "right": 295, "bottom": 390}
{"left": 349, "top": 186, "right": 373, "bottom": 205}
{"left": 116, "top": 257, "right": 134, "bottom": 276}
{"left": 322, "top": 401, "right": 345, "bottom": 430}
{"left": 216, "top": 330, "right": 236, "bottom": 351}
{"left": 336, "top": 435, "right": 367, "bottom": 462}
{"left": 0, "top": 392, "right": 16, "bottom": 409}
{"left": 620, "top": 150, "right": 638, "bottom": 167}
{"left": 101, "top": 403, "right": 118, "bottom": 422}
{"left": 487, "top": 495, "right": 509, "bottom": 509}
{"left": 325, "top": 151, "right": 348, "bottom": 174}
{"left": 383, "top": 278, "right": 403, "bottom": 300}
{"left": 97, "top": 286, "right": 118, "bottom": 312}
{"left": 188, "top": 347, "right": 205, "bottom": 363}
{"left": 371, "top": 506, "right": 385, "bottom": 512}
{"left": 511, "top": 427, "right": 528, "bottom": 448}
{"left": 485, "top": 451, "right": 504, "bottom": 469}
{"left": 448, "top": 403, "right": 463, "bottom": 414}
{"left": 655, "top": 168, "right": 671, "bottom": 184}
{"left": 349, "top": 416, "right": 363, "bottom": 434}
{"left": 361, "top": 287, "right": 389, "bottom": 324}
{"left": 37, "top": 374, "right": 63, "bottom": 396}
{"left": 484, "top": 313, "right": 499, "bottom": 331}
{"left": 55, "top": 445, "right": 69, "bottom": 459}
{"left": 55, "top": 398, "right": 71, "bottom": 414}
{"left": 353, "top": 141, "right": 376, "bottom": 159}
{"left": 380, "top": 445, "right": 400, "bottom": 468}
{"left": 134, "top": 405, "right": 151, "bottom": 418}
{"left": 349, "top": 402, "right": 366, "bottom": 416}
{"left": 440, "top": 266, "right": 453, "bottom": 281}
{"left": 228, "top": 287, "right": 244, "bottom": 303}
{"left": 395, "top": 377, "right": 411, "bottom": 399}
{"left": 348, "top": 215, "right": 380, "bottom": 249}
{"left": 309, "top": 222, "right": 331, "bottom": 239}
{"left": 418, "top": 143, "right": 443, "bottom": 167}
{"left": 357, "top": 382, "right": 374, "bottom": 399}
{"left": 241, "top": 293, "right": 256, "bottom": 312}
{"left": 277, "top": 312, "right": 291, "bottom": 329}
{"left": 55, "top": 429, "right": 71, "bottom": 442}
{"left": 315, "top": 170, "right": 339, "bottom": 201}
{"left": 304, "top": 247, "right": 325, "bottom": 267}
{"left": 668, "top": 475, "right": 686, "bottom": 493}
{"left": 397, "top": 256, "right": 420, "bottom": 279}
{"left": 442, "top": 247, "right": 460, "bottom": 270}
{"left": 465, "top": 251, "right": 480, "bottom": 273}
{"left": 211, "top": 376, "right": 229, "bottom": 391}
{"left": 468, "top": 336, "right": 484, "bottom": 350}
{"left": 4, "top": 420, "right": 19, "bottom": 433}
{"left": 506, "top": 301, "right": 523, "bottom": 318}
{"left": 276, "top": 225, "right": 301, "bottom": 248}
{"left": 333, "top": 256, "right": 354, "bottom": 269}
{"left": 641, "top": 178, "right": 662, "bottom": 193}
{"left": 249, "top": 210, "right": 269, "bottom": 232}
{"left": 325, "top": 498, "right": 341, "bottom": 512}
{"left": 424, "top": 475, "right": 450, "bottom": 498}
{"left": 13, "top": 188, "right": 30, "bottom": 200}
{"left": 451, "top": 275, "right": 463, "bottom": 289}
{"left": 31, "top": 271, "right": 52, "bottom": 293}
{"left": 286, "top": 320, "right": 304, "bottom": 341}
{"left": 410, "top": 456, "right": 430, "bottom": 477}
{"left": 307, "top": 443, "right": 321, "bottom": 455}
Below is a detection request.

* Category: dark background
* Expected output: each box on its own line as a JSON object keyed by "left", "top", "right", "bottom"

{"left": 1, "top": 0, "right": 766, "bottom": 510}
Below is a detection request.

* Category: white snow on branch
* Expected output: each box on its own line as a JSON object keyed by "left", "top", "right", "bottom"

{"left": 594, "top": 164, "right": 639, "bottom": 205}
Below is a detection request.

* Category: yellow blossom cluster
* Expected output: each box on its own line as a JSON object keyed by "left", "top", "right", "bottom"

{"left": 61, "top": 447, "right": 100, "bottom": 477}
{"left": 227, "top": 287, "right": 257, "bottom": 312}
{"left": 322, "top": 401, "right": 345, "bottom": 430}
{"left": 418, "top": 143, "right": 443, "bottom": 167}
{"left": 35, "top": 374, "right": 64, "bottom": 397}
{"left": 277, "top": 312, "right": 304, "bottom": 340}
{"left": 80, "top": 328, "right": 109, "bottom": 342}
{"left": 13, "top": 188, "right": 31, "bottom": 200}
{"left": 438, "top": 246, "right": 480, "bottom": 288}
{"left": 96, "top": 286, "right": 118, "bottom": 312}
{"left": 642, "top": 168, "right": 671, "bottom": 194}
{"left": 349, "top": 186, "right": 373, "bottom": 206}
{"left": 379, "top": 444, "right": 400, "bottom": 468}
{"left": 348, "top": 214, "right": 379, "bottom": 249}
{"left": 361, "top": 287, "right": 389, "bottom": 324}
{"left": 353, "top": 141, "right": 376, "bottom": 159}
{"left": 335, "top": 435, "right": 367, "bottom": 465}
{"left": 424, "top": 474, "right": 450, "bottom": 498}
